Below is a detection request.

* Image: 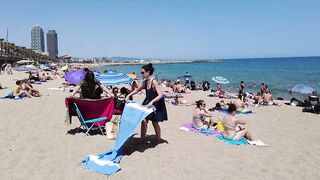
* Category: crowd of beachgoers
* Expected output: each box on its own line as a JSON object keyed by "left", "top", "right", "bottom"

{"left": 1, "top": 61, "right": 320, "bottom": 179}
{"left": 1, "top": 62, "right": 319, "bottom": 142}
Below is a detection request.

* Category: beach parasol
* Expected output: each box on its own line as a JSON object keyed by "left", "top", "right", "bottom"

{"left": 290, "top": 84, "right": 315, "bottom": 94}
{"left": 39, "top": 64, "right": 50, "bottom": 68}
{"left": 65, "top": 70, "right": 86, "bottom": 85}
{"left": 127, "top": 73, "right": 137, "bottom": 79}
{"left": 184, "top": 72, "right": 192, "bottom": 78}
{"left": 15, "top": 66, "right": 33, "bottom": 72}
{"left": 25, "top": 64, "right": 37, "bottom": 69}
{"left": 17, "top": 60, "right": 34, "bottom": 65}
{"left": 212, "top": 76, "right": 230, "bottom": 84}
{"left": 97, "top": 72, "right": 133, "bottom": 86}
{"left": 61, "top": 65, "right": 69, "bottom": 71}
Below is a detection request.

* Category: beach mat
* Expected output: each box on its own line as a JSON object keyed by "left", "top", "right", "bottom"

{"left": 215, "top": 134, "right": 269, "bottom": 147}
{"left": 215, "top": 134, "right": 248, "bottom": 145}
{"left": 179, "top": 123, "right": 221, "bottom": 136}
{"left": 81, "top": 102, "right": 154, "bottom": 175}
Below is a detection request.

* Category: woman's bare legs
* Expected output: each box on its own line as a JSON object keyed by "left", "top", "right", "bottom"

{"left": 204, "top": 117, "right": 211, "bottom": 128}
{"left": 141, "top": 120, "right": 148, "bottom": 139}
{"left": 233, "top": 129, "right": 253, "bottom": 141}
{"left": 152, "top": 121, "right": 161, "bottom": 142}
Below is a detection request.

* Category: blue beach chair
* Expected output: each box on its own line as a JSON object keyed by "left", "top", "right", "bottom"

{"left": 74, "top": 103, "right": 107, "bottom": 135}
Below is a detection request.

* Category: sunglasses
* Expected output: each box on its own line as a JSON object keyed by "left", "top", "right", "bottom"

{"left": 141, "top": 71, "right": 145, "bottom": 74}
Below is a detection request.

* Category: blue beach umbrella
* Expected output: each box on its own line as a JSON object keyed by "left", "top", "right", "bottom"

{"left": 290, "top": 84, "right": 315, "bottom": 94}
{"left": 65, "top": 70, "right": 87, "bottom": 85}
{"left": 15, "top": 66, "right": 39, "bottom": 74}
{"left": 212, "top": 76, "right": 230, "bottom": 84}
{"left": 15, "top": 66, "right": 33, "bottom": 71}
{"left": 39, "top": 64, "right": 50, "bottom": 68}
{"left": 184, "top": 72, "right": 192, "bottom": 78}
{"left": 97, "top": 72, "right": 133, "bottom": 86}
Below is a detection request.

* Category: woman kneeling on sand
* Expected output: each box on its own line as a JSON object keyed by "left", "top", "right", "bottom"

{"left": 222, "top": 104, "right": 253, "bottom": 141}
{"left": 192, "top": 100, "right": 212, "bottom": 129}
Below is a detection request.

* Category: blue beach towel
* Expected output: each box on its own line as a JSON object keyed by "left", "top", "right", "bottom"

{"left": 0, "top": 92, "right": 26, "bottom": 100}
{"left": 215, "top": 134, "right": 248, "bottom": 145}
{"left": 81, "top": 102, "right": 154, "bottom": 175}
{"left": 219, "top": 108, "right": 253, "bottom": 115}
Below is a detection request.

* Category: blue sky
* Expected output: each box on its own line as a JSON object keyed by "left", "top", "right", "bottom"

{"left": 1, "top": 0, "right": 319, "bottom": 59}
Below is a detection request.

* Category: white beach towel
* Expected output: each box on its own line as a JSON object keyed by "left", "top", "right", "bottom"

{"left": 247, "top": 139, "right": 269, "bottom": 147}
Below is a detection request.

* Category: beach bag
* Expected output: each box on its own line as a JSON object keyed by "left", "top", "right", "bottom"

{"left": 215, "top": 121, "right": 224, "bottom": 131}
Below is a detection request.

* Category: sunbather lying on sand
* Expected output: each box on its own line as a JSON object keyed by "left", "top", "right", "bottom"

{"left": 222, "top": 104, "right": 253, "bottom": 141}
{"left": 173, "top": 83, "right": 190, "bottom": 93}
{"left": 174, "top": 95, "right": 190, "bottom": 105}
{"left": 192, "top": 100, "right": 213, "bottom": 129}
{"left": 230, "top": 98, "right": 246, "bottom": 111}
{"left": 23, "top": 80, "right": 41, "bottom": 97}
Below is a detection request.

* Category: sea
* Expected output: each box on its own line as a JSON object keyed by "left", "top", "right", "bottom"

{"left": 94, "top": 57, "right": 320, "bottom": 100}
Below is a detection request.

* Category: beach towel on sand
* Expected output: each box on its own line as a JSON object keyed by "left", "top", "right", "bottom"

{"left": 219, "top": 108, "right": 253, "bottom": 115}
{"left": 65, "top": 97, "right": 114, "bottom": 125}
{"left": 179, "top": 123, "right": 221, "bottom": 136}
{"left": 215, "top": 134, "right": 248, "bottom": 145}
{"left": 0, "top": 92, "right": 26, "bottom": 100}
{"left": 215, "top": 134, "right": 269, "bottom": 147}
{"left": 81, "top": 102, "right": 154, "bottom": 175}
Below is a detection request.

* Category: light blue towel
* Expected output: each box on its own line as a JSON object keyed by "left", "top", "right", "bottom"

{"left": 215, "top": 134, "right": 248, "bottom": 145}
{"left": 81, "top": 102, "right": 154, "bottom": 175}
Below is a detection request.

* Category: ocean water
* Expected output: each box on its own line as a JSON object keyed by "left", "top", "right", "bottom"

{"left": 95, "top": 57, "right": 320, "bottom": 100}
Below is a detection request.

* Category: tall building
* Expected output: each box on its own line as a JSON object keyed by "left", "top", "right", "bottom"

{"left": 47, "top": 30, "right": 58, "bottom": 57}
{"left": 31, "top": 26, "right": 45, "bottom": 52}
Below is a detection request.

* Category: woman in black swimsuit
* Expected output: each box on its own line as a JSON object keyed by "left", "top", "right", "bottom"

{"left": 126, "top": 63, "right": 168, "bottom": 143}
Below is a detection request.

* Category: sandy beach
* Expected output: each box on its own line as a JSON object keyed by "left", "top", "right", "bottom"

{"left": 1, "top": 71, "right": 320, "bottom": 180}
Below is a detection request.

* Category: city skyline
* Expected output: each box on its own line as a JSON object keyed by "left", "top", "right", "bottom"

{"left": 1, "top": 0, "right": 320, "bottom": 59}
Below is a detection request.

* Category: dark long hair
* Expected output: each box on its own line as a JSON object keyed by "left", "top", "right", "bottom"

{"left": 195, "top": 100, "right": 204, "bottom": 108}
{"left": 142, "top": 63, "right": 155, "bottom": 75}
{"left": 81, "top": 71, "right": 96, "bottom": 92}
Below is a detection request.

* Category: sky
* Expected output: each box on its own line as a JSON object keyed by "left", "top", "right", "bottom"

{"left": 0, "top": 0, "right": 319, "bottom": 59}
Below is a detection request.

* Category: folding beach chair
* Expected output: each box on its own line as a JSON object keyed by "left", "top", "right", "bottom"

{"left": 74, "top": 102, "right": 107, "bottom": 135}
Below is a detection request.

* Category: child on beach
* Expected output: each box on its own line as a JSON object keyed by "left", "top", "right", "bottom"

{"left": 126, "top": 63, "right": 168, "bottom": 144}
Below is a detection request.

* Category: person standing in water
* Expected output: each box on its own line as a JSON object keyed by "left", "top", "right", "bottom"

{"left": 126, "top": 63, "right": 168, "bottom": 144}
{"left": 238, "top": 81, "right": 245, "bottom": 99}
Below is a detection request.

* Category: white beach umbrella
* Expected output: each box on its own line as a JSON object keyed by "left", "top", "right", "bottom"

{"left": 212, "top": 76, "right": 230, "bottom": 84}
{"left": 17, "top": 60, "right": 34, "bottom": 65}
{"left": 290, "top": 84, "right": 315, "bottom": 94}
